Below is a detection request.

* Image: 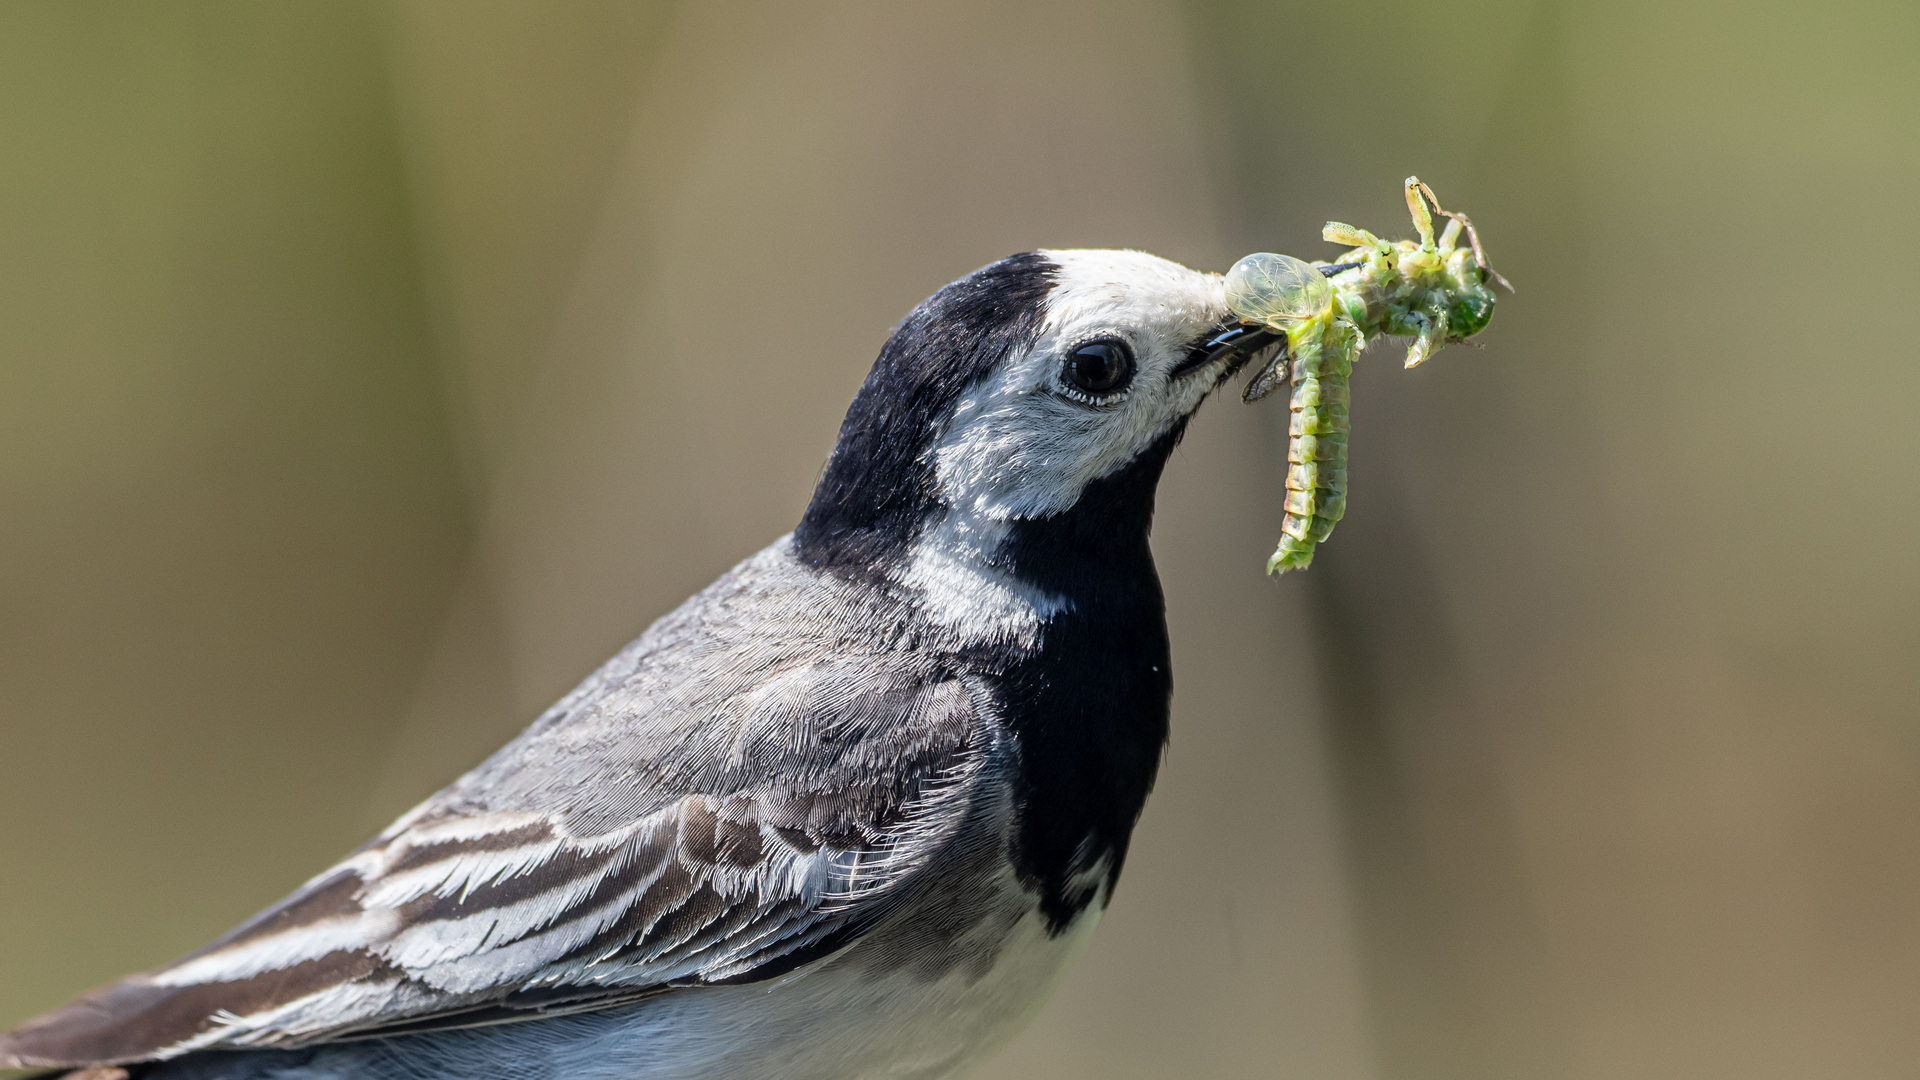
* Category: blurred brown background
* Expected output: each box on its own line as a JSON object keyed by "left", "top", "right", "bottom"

{"left": 1, "top": 2, "right": 1915, "bottom": 1078}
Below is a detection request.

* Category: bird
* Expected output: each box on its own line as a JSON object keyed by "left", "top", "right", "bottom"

{"left": 1, "top": 248, "right": 1282, "bottom": 1080}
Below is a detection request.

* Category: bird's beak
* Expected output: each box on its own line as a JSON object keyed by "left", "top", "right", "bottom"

{"left": 1170, "top": 320, "right": 1282, "bottom": 384}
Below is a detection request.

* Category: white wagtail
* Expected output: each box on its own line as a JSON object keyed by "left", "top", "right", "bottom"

{"left": 2, "top": 250, "right": 1283, "bottom": 1080}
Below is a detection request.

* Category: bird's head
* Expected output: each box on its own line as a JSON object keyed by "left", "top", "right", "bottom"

{"left": 794, "top": 250, "right": 1273, "bottom": 637}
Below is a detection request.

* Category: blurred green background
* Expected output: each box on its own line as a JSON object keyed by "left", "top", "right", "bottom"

{"left": 1, "top": 2, "right": 1915, "bottom": 1078}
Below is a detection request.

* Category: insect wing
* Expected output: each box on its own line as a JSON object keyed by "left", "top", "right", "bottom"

{"left": 1224, "top": 252, "right": 1332, "bottom": 329}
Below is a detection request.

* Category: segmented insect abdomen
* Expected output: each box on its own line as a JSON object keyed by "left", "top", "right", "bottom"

{"left": 1269, "top": 329, "right": 1353, "bottom": 574}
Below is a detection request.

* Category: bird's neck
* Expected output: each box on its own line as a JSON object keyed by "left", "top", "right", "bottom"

{"left": 894, "top": 424, "right": 1181, "bottom": 650}
{"left": 964, "top": 429, "right": 1183, "bottom": 932}
{"left": 891, "top": 508, "right": 1069, "bottom": 650}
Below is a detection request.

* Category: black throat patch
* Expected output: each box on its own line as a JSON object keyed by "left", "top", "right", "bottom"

{"left": 969, "top": 424, "right": 1186, "bottom": 933}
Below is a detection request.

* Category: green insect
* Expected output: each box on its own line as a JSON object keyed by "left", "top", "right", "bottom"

{"left": 1224, "top": 177, "right": 1511, "bottom": 575}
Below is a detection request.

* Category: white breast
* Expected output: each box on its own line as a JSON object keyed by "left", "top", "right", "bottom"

{"left": 596, "top": 894, "right": 1103, "bottom": 1080}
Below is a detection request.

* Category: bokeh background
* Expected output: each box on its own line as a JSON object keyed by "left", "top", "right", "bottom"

{"left": 2, "top": 2, "right": 1915, "bottom": 1078}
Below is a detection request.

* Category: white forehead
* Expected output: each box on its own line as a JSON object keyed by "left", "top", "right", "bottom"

{"left": 927, "top": 249, "right": 1230, "bottom": 523}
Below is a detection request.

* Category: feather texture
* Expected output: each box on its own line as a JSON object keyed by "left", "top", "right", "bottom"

{"left": 0, "top": 543, "right": 996, "bottom": 1069}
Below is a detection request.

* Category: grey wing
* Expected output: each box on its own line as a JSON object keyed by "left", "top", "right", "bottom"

{"left": 0, "top": 639, "right": 996, "bottom": 1069}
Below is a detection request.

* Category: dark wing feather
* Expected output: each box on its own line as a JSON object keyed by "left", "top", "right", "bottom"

{"left": 1, "top": 554, "right": 998, "bottom": 1069}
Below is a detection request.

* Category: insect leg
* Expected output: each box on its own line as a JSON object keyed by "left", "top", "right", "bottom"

{"left": 1405, "top": 308, "right": 1451, "bottom": 368}
{"left": 1409, "top": 179, "right": 1514, "bottom": 293}
{"left": 1242, "top": 340, "right": 1291, "bottom": 403}
{"left": 1323, "top": 222, "right": 1379, "bottom": 248}
{"left": 1404, "top": 176, "right": 1436, "bottom": 249}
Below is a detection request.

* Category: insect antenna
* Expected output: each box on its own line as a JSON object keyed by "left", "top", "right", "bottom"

{"left": 1450, "top": 212, "right": 1515, "bottom": 293}
{"left": 1411, "top": 178, "right": 1515, "bottom": 293}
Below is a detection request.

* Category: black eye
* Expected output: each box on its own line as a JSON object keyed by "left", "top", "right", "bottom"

{"left": 1064, "top": 339, "right": 1135, "bottom": 396}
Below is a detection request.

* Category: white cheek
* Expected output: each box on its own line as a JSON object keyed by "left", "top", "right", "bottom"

{"left": 930, "top": 361, "right": 1200, "bottom": 523}
{"left": 935, "top": 389, "right": 1109, "bottom": 520}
